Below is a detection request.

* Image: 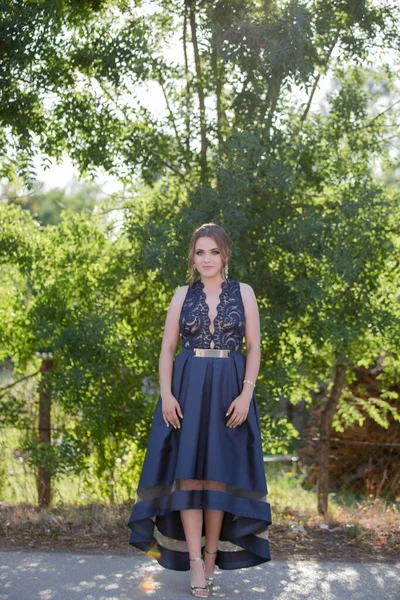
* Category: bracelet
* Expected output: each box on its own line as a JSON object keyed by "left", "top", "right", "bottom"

{"left": 243, "top": 379, "right": 256, "bottom": 389}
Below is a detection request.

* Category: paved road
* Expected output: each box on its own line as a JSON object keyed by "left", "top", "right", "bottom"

{"left": 0, "top": 551, "right": 399, "bottom": 600}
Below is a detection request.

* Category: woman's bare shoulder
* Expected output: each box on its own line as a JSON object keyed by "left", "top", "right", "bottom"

{"left": 238, "top": 281, "right": 255, "bottom": 298}
{"left": 176, "top": 284, "right": 190, "bottom": 297}
{"left": 169, "top": 285, "right": 190, "bottom": 308}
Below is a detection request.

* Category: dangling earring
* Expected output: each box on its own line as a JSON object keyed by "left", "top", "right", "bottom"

{"left": 224, "top": 263, "right": 229, "bottom": 278}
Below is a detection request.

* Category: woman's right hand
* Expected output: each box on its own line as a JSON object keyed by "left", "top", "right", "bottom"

{"left": 161, "top": 394, "right": 183, "bottom": 429}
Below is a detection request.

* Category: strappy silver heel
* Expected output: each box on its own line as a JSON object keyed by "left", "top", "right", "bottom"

{"left": 203, "top": 548, "right": 218, "bottom": 588}
{"left": 189, "top": 557, "right": 210, "bottom": 598}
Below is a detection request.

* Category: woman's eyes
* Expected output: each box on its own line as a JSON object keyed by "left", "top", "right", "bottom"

{"left": 196, "top": 250, "right": 220, "bottom": 255}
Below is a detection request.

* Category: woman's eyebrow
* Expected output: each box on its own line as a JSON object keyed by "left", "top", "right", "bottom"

{"left": 196, "top": 247, "right": 219, "bottom": 251}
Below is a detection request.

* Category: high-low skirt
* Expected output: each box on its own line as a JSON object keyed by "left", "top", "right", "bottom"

{"left": 128, "top": 347, "right": 272, "bottom": 571}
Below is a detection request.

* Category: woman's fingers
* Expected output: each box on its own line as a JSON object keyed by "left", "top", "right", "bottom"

{"left": 226, "top": 409, "right": 248, "bottom": 428}
{"left": 163, "top": 407, "right": 182, "bottom": 429}
{"left": 164, "top": 401, "right": 248, "bottom": 428}
{"left": 226, "top": 404, "right": 237, "bottom": 427}
{"left": 162, "top": 397, "right": 184, "bottom": 428}
{"left": 227, "top": 414, "right": 238, "bottom": 427}
{"left": 167, "top": 414, "right": 180, "bottom": 428}
{"left": 225, "top": 401, "right": 235, "bottom": 416}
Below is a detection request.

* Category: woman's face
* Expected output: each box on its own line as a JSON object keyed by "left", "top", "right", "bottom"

{"left": 193, "top": 236, "right": 223, "bottom": 279}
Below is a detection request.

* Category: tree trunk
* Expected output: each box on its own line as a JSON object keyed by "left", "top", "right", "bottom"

{"left": 183, "top": 4, "right": 191, "bottom": 161}
{"left": 317, "top": 362, "right": 347, "bottom": 516}
{"left": 37, "top": 357, "right": 53, "bottom": 508}
{"left": 189, "top": 2, "right": 208, "bottom": 181}
{"left": 211, "top": 32, "right": 223, "bottom": 150}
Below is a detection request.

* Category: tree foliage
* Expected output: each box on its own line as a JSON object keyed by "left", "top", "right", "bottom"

{"left": 1, "top": 1, "right": 400, "bottom": 502}
{"left": 0, "top": 202, "right": 169, "bottom": 500}
{"left": 2, "top": 180, "right": 102, "bottom": 225}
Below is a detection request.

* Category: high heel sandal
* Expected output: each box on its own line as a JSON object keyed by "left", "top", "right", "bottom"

{"left": 203, "top": 548, "right": 218, "bottom": 589}
{"left": 189, "top": 557, "right": 210, "bottom": 598}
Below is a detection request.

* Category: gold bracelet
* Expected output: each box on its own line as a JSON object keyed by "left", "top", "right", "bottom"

{"left": 243, "top": 379, "right": 256, "bottom": 389}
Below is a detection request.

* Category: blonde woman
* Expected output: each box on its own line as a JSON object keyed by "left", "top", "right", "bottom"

{"left": 128, "top": 223, "right": 271, "bottom": 597}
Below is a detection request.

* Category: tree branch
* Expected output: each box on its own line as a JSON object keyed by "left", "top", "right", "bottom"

{"left": 0, "top": 369, "right": 41, "bottom": 397}
{"left": 97, "top": 79, "right": 188, "bottom": 182}
{"left": 155, "top": 68, "right": 187, "bottom": 159}
{"left": 120, "top": 287, "right": 147, "bottom": 305}
{"left": 301, "top": 32, "right": 340, "bottom": 123}
{"left": 350, "top": 99, "right": 400, "bottom": 132}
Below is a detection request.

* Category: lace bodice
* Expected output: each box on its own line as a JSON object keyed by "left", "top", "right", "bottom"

{"left": 179, "top": 278, "right": 245, "bottom": 351}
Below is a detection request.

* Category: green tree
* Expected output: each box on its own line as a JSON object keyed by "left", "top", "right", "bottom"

{"left": 2, "top": 1, "right": 398, "bottom": 185}
{"left": 2, "top": 180, "right": 103, "bottom": 225}
{"left": 0, "top": 202, "right": 170, "bottom": 505}
{"left": 118, "top": 2, "right": 400, "bottom": 512}
{"left": 1, "top": 1, "right": 400, "bottom": 511}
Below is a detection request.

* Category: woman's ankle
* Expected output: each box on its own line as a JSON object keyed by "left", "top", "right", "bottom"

{"left": 189, "top": 558, "right": 207, "bottom": 582}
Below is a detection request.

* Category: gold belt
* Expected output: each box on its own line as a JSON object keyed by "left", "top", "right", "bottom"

{"left": 194, "top": 348, "right": 230, "bottom": 358}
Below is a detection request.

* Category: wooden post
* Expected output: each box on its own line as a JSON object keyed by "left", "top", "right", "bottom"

{"left": 37, "top": 357, "right": 53, "bottom": 508}
{"left": 317, "top": 362, "right": 347, "bottom": 516}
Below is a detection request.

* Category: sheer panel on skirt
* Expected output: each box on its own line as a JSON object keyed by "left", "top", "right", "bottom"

{"left": 129, "top": 476, "right": 271, "bottom": 571}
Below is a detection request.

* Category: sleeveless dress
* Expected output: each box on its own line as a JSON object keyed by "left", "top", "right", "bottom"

{"left": 128, "top": 278, "right": 272, "bottom": 570}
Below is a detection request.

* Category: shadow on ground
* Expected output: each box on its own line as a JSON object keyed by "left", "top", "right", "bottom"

{"left": 0, "top": 551, "right": 399, "bottom": 600}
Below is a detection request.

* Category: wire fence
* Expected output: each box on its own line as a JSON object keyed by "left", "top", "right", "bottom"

{"left": 1, "top": 427, "right": 399, "bottom": 506}
{"left": 267, "top": 435, "right": 400, "bottom": 501}
{"left": 300, "top": 436, "right": 400, "bottom": 498}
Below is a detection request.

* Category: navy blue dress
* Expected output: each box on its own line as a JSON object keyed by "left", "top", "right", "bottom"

{"left": 128, "top": 278, "right": 272, "bottom": 570}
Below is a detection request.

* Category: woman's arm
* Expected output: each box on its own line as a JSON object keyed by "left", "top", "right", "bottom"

{"left": 240, "top": 282, "right": 261, "bottom": 401}
{"left": 159, "top": 285, "right": 188, "bottom": 428}
{"left": 226, "top": 282, "right": 261, "bottom": 427}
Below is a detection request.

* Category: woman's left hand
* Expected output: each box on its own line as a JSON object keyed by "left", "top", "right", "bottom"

{"left": 225, "top": 393, "right": 252, "bottom": 428}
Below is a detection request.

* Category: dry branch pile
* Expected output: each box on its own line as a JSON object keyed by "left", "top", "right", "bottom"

{"left": 299, "top": 365, "right": 400, "bottom": 497}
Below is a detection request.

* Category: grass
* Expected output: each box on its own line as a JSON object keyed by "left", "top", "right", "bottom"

{"left": 266, "top": 460, "right": 398, "bottom": 525}
{"left": 267, "top": 462, "right": 318, "bottom": 518}
{"left": 1, "top": 429, "right": 399, "bottom": 559}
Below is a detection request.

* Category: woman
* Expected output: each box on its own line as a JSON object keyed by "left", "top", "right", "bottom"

{"left": 128, "top": 223, "right": 271, "bottom": 597}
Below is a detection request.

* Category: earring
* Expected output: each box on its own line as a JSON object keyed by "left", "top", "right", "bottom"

{"left": 224, "top": 263, "right": 229, "bottom": 278}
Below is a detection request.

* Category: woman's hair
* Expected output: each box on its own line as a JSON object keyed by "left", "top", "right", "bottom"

{"left": 185, "top": 223, "right": 231, "bottom": 286}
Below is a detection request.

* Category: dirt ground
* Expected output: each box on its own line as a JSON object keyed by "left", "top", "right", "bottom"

{"left": 0, "top": 503, "right": 398, "bottom": 563}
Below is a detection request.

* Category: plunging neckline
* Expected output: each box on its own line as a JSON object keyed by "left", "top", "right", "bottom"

{"left": 198, "top": 279, "right": 228, "bottom": 342}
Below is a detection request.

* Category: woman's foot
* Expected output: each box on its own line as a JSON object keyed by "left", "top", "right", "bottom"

{"left": 189, "top": 557, "right": 210, "bottom": 598}
{"left": 203, "top": 548, "right": 218, "bottom": 586}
